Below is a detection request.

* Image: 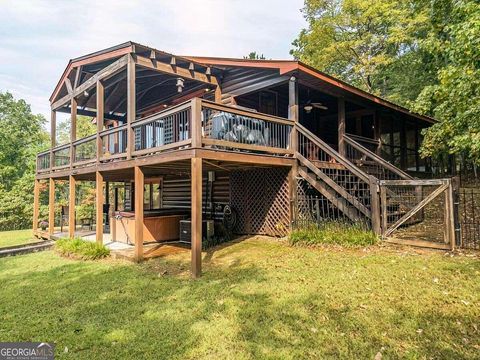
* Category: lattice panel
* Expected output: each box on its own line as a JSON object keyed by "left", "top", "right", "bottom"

{"left": 231, "top": 168, "right": 290, "bottom": 237}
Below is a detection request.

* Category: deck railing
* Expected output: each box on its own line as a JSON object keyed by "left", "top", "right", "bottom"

{"left": 52, "top": 144, "right": 70, "bottom": 169}
{"left": 36, "top": 98, "right": 293, "bottom": 173}
{"left": 201, "top": 100, "right": 293, "bottom": 154}
{"left": 132, "top": 102, "right": 192, "bottom": 156}
{"left": 100, "top": 124, "right": 128, "bottom": 160}
{"left": 73, "top": 135, "right": 96, "bottom": 165}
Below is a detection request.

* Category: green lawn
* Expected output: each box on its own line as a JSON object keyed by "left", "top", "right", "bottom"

{"left": 0, "top": 229, "right": 36, "bottom": 248}
{"left": 0, "top": 237, "right": 478, "bottom": 359}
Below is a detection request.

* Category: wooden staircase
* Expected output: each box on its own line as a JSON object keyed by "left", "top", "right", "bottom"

{"left": 295, "top": 124, "right": 376, "bottom": 227}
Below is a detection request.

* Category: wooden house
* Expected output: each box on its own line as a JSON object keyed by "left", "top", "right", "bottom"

{"left": 34, "top": 41, "right": 450, "bottom": 277}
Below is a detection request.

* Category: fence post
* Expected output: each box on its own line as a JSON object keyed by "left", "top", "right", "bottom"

{"left": 444, "top": 179, "right": 456, "bottom": 250}
{"left": 451, "top": 176, "right": 461, "bottom": 248}
{"left": 380, "top": 183, "right": 387, "bottom": 237}
{"left": 369, "top": 176, "right": 381, "bottom": 235}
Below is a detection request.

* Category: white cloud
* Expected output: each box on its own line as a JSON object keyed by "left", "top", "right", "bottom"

{"left": 0, "top": 0, "right": 306, "bottom": 124}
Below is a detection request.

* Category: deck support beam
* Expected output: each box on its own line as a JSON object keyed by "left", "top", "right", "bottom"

{"left": 127, "top": 55, "right": 136, "bottom": 160}
{"left": 96, "top": 80, "right": 104, "bottom": 163}
{"left": 50, "top": 111, "right": 56, "bottom": 170}
{"left": 48, "top": 178, "right": 55, "bottom": 236}
{"left": 191, "top": 157, "right": 203, "bottom": 278}
{"left": 68, "top": 175, "right": 76, "bottom": 238}
{"left": 134, "top": 166, "right": 144, "bottom": 261}
{"left": 288, "top": 76, "right": 299, "bottom": 228}
{"left": 70, "top": 97, "right": 77, "bottom": 169}
{"left": 33, "top": 179, "right": 40, "bottom": 233}
{"left": 96, "top": 171, "right": 104, "bottom": 244}
{"left": 338, "top": 97, "right": 346, "bottom": 156}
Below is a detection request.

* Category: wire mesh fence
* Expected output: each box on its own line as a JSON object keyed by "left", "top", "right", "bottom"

{"left": 458, "top": 186, "right": 480, "bottom": 249}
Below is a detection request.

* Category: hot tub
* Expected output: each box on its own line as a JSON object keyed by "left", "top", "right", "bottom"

{"left": 111, "top": 209, "right": 190, "bottom": 245}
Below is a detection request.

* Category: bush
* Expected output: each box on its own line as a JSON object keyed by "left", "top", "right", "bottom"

{"left": 55, "top": 238, "right": 110, "bottom": 260}
{"left": 290, "top": 222, "right": 378, "bottom": 248}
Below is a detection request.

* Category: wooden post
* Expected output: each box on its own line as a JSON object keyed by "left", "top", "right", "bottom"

{"left": 369, "top": 176, "right": 381, "bottom": 235}
{"left": 70, "top": 97, "right": 77, "bottom": 168}
{"left": 68, "top": 175, "right": 76, "bottom": 238}
{"left": 191, "top": 98, "right": 202, "bottom": 148}
{"left": 127, "top": 54, "right": 136, "bottom": 160}
{"left": 134, "top": 166, "right": 144, "bottom": 261}
{"left": 214, "top": 85, "right": 222, "bottom": 103}
{"left": 380, "top": 185, "right": 387, "bottom": 237}
{"left": 48, "top": 178, "right": 55, "bottom": 236}
{"left": 191, "top": 157, "right": 203, "bottom": 278}
{"left": 96, "top": 80, "right": 104, "bottom": 163}
{"left": 50, "top": 110, "right": 56, "bottom": 170}
{"left": 96, "top": 171, "right": 104, "bottom": 244}
{"left": 338, "top": 97, "right": 346, "bottom": 156}
{"left": 288, "top": 76, "right": 299, "bottom": 228}
{"left": 33, "top": 179, "right": 40, "bottom": 233}
{"left": 444, "top": 179, "right": 456, "bottom": 249}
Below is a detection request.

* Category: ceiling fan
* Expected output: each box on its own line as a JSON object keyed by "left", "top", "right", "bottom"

{"left": 303, "top": 100, "right": 328, "bottom": 113}
{"left": 301, "top": 89, "right": 328, "bottom": 113}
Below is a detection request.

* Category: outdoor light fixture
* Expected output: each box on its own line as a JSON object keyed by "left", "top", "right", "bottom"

{"left": 304, "top": 104, "right": 313, "bottom": 113}
{"left": 176, "top": 78, "right": 185, "bottom": 93}
{"left": 204, "top": 88, "right": 210, "bottom": 92}
{"left": 84, "top": 90, "right": 89, "bottom": 97}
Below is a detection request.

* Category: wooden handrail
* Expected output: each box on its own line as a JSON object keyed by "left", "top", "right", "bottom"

{"left": 344, "top": 135, "right": 413, "bottom": 180}
{"left": 296, "top": 123, "right": 370, "bottom": 183}
{"left": 72, "top": 134, "right": 96, "bottom": 146}
{"left": 99, "top": 123, "right": 128, "bottom": 137}
{"left": 132, "top": 100, "right": 192, "bottom": 128}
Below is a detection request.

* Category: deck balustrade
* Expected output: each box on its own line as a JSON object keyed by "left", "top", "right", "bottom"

{"left": 36, "top": 98, "right": 294, "bottom": 173}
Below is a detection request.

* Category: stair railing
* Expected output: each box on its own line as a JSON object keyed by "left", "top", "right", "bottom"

{"left": 344, "top": 135, "right": 413, "bottom": 180}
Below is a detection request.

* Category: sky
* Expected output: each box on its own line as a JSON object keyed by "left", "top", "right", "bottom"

{"left": 0, "top": 0, "right": 306, "bottom": 124}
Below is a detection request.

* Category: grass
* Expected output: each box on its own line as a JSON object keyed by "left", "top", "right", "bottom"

{"left": 0, "top": 237, "right": 479, "bottom": 359}
{"left": 0, "top": 229, "right": 37, "bottom": 248}
{"left": 290, "top": 222, "right": 378, "bottom": 247}
{"left": 55, "top": 238, "right": 110, "bottom": 260}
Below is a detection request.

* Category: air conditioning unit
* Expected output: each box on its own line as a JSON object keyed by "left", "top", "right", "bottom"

{"left": 179, "top": 220, "right": 214, "bottom": 243}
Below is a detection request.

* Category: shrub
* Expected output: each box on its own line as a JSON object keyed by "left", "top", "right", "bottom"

{"left": 289, "top": 222, "right": 378, "bottom": 248}
{"left": 55, "top": 238, "right": 110, "bottom": 260}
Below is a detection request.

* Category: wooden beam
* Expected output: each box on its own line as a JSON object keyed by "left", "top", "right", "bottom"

{"left": 444, "top": 180, "right": 455, "bottom": 249}
{"left": 96, "top": 80, "right": 104, "bottom": 162}
{"left": 65, "top": 78, "right": 73, "bottom": 95}
{"left": 338, "top": 97, "right": 346, "bottom": 156}
{"left": 68, "top": 175, "right": 76, "bottom": 238}
{"left": 191, "top": 157, "right": 202, "bottom": 278}
{"left": 134, "top": 166, "right": 144, "bottom": 261}
{"left": 73, "top": 66, "right": 82, "bottom": 89}
{"left": 48, "top": 178, "right": 55, "bottom": 236}
{"left": 369, "top": 176, "right": 381, "bottom": 235}
{"left": 52, "top": 55, "right": 128, "bottom": 110}
{"left": 191, "top": 98, "right": 202, "bottom": 148}
{"left": 214, "top": 85, "right": 222, "bottom": 103}
{"left": 135, "top": 55, "right": 218, "bottom": 86}
{"left": 50, "top": 110, "right": 56, "bottom": 170}
{"left": 96, "top": 172, "right": 104, "bottom": 244}
{"left": 127, "top": 55, "right": 136, "bottom": 160}
{"left": 33, "top": 179, "right": 40, "bottom": 232}
{"left": 70, "top": 97, "right": 77, "bottom": 169}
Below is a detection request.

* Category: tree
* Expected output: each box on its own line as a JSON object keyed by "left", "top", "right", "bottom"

{"left": 414, "top": 0, "right": 480, "bottom": 164}
{"left": 290, "top": 0, "right": 434, "bottom": 104}
{"left": 56, "top": 115, "right": 96, "bottom": 144}
{"left": 0, "top": 92, "right": 48, "bottom": 189}
{"left": 0, "top": 92, "right": 49, "bottom": 230}
{"left": 244, "top": 52, "right": 266, "bottom": 60}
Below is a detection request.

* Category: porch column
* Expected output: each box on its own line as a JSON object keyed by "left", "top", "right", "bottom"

{"left": 134, "top": 166, "right": 144, "bottom": 261}
{"left": 48, "top": 178, "right": 55, "bottom": 236}
{"left": 96, "top": 171, "right": 104, "bottom": 244}
{"left": 96, "top": 80, "right": 104, "bottom": 163}
{"left": 338, "top": 97, "right": 346, "bottom": 156}
{"left": 288, "top": 76, "right": 299, "bottom": 228}
{"left": 191, "top": 157, "right": 203, "bottom": 278}
{"left": 50, "top": 110, "right": 56, "bottom": 170}
{"left": 127, "top": 54, "right": 136, "bottom": 160}
{"left": 33, "top": 179, "right": 40, "bottom": 233}
{"left": 70, "top": 97, "right": 77, "bottom": 168}
{"left": 68, "top": 175, "right": 76, "bottom": 238}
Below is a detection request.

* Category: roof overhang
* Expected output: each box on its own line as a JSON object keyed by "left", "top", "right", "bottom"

{"left": 187, "top": 56, "right": 435, "bottom": 124}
